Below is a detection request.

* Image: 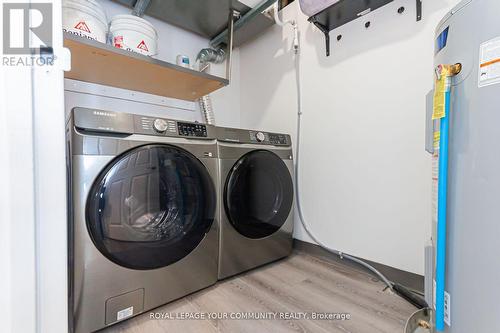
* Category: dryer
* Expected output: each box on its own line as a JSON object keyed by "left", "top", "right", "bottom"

{"left": 216, "top": 127, "right": 294, "bottom": 279}
{"left": 67, "top": 108, "right": 219, "bottom": 333}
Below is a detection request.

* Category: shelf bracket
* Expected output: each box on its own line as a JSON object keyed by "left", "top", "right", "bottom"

{"left": 225, "top": 9, "right": 238, "bottom": 82}
{"left": 416, "top": 0, "right": 422, "bottom": 21}
{"left": 132, "top": 0, "right": 151, "bottom": 17}
{"left": 210, "top": 0, "right": 277, "bottom": 48}
{"left": 310, "top": 17, "right": 330, "bottom": 57}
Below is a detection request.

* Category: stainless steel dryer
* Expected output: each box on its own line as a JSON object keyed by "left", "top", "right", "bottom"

{"left": 67, "top": 108, "right": 219, "bottom": 333}
{"left": 216, "top": 127, "right": 294, "bottom": 279}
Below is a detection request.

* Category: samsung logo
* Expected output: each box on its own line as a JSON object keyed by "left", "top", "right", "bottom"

{"left": 93, "top": 111, "right": 116, "bottom": 117}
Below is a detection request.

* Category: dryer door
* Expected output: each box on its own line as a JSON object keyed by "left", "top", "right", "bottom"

{"left": 224, "top": 150, "right": 294, "bottom": 239}
{"left": 86, "top": 144, "right": 216, "bottom": 270}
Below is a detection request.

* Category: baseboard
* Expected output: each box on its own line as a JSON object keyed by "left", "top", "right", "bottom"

{"left": 293, "top": 239, "right": 424, "bottom": 293}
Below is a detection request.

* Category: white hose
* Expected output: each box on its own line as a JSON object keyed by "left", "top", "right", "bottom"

{"left": 273, "top": 2, "right": 300, "bottom": 53}
{"left": 273, "top": 2, "right": 293, "bottom": 26}
{"left": 291, "top": 22, "right": 394, "bottom": 291}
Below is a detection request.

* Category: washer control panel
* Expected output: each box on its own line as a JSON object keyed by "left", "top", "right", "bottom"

{"left": 133, "top": 114, "right": 213, "bottom": 139}
{"left": 178, "top": 122, "right": 208, "bottom": 137}
{"left": 73, "top": 108, "right": 216, "bottom": 139}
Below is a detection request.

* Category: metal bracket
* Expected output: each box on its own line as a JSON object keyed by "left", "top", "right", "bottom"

{"left": 210, "top": 0, "right": 276, "bottom": 48}
{"left": 310, "top": 17, "right": 330, "bottom": 57}
{"left": 416, "top": 0, "right": 422, "bottom": 21}
{"left": 132, "top": 0, "right": 151, "bottom": 17}
{"left": 225, "top": 10, "right": 238, "bottom": 82}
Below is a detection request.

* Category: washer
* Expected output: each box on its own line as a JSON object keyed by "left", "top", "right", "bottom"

{"left": 67, "top": 108, "right": 219, "bottom": 333}
{"left": 216, "top": 127, "right": 294, "bottom": 280}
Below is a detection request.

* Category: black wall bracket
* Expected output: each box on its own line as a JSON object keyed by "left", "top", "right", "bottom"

{"left": 308, "top": 0, "right": 424, "bottom": 57}
{"left": 310, "top": 20, "right": 331, "bottom": 57}
{"left": 416, "top": 0, "right": 423, "bottom": 21}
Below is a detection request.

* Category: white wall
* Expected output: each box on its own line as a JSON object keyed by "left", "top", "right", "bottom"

{"left": 238, "top": 0, "right": 461, "bottom": 275}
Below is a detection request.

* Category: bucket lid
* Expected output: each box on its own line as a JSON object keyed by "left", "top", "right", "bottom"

{"left": 63, "top": 0, "right": 107, "bottom": 26}
{"left": 110, "top": 14, "right": 157, "bottom": 35}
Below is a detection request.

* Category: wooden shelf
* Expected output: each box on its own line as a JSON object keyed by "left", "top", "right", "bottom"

{"left": 63, "top": 33, "right": 228, "bottom": 101}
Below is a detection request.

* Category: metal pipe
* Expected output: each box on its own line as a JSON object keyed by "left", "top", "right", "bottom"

{"left": 132, "top": 0, "right": 151, "bottom": 17}
{"left": 435, "top": 88, "right": 450, "bottom": 332}
{"left": 226, "top": 10, "right": 236, "bottom": 82}
{"left": 434, "top": 64, "right": 460, "bottom": 332}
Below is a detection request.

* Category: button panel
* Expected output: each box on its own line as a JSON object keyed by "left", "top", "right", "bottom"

{"left": 178, "top": 122, "right": 208, "bottom": 137}
{"left": 269, "top": 133, "right": 288, "bottom": 145}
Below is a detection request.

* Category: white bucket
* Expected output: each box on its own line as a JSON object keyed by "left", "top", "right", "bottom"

{"left": 110, "top": 15, "right": 158, "bottom": 57}
{"left": 62, "top": 0, "right": 108, "bottom": 43}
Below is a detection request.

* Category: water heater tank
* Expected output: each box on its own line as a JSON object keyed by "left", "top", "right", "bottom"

{"left": 431, "top": 0, "right": 500, "bottom": 332}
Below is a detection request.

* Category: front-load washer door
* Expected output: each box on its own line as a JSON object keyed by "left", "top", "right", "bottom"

{"left": 86, "top": 144, "right": 216, "bottom": 270}
{"left": 224, "top": 150, "right": 294, "bottom": 239}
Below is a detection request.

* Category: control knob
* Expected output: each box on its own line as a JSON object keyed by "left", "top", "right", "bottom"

{"left": 153, "top": 118, "right": 168, "bottom": 132}
{"left": 256, "top": 132, "right": 266, "bottom": 142}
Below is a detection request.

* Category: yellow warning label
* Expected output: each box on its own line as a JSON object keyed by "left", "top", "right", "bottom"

{"left": 432, "top": 66, "right": 450, "bottom": 120}
{"left": 433, "top": 131, "right": 440, "bottom": 150}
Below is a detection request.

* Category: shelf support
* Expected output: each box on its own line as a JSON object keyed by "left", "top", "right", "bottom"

{"left": 210, "top": 0, "right": 277, "bottom": 48}
{"left": 416, "top": 0, "right": 422, "bottom": 21}
{"left": 226, "top": 9, "right": 238, "bottom": 82}
{"left": 132, "top": 0, "right": 151, "bottom": 17}
{"left": 310, "top": 17, "right": 330, "bottom": 57}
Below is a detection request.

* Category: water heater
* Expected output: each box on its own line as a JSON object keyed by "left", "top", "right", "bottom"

{"left": 428, "top": 0, "right": 500, "bottom": 331}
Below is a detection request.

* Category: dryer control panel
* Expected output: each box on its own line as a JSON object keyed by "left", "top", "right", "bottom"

{"left": 216, "top": 126, "right": 291, "bottom": 146}
{"left": 269, "top": 133, "right": 289, "bottom": 145}
{"left": 249, "top": 131, "right": 289, "bottom": 146}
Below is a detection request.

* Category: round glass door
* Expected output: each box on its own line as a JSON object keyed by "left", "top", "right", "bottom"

{"left": 224, "top": 150, "right": 294, "bottom": 239}
{"left": 86, "top": 144, "right": 216, "bottom": 270}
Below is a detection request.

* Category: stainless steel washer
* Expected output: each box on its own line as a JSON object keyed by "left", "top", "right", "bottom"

{"left": 67, "top": 108, "right": 219, "bottom": 333}
{"left": 216, "top": 127, "right": 294, "bottom": 280}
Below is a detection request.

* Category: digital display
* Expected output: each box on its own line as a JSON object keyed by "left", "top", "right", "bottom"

{"left": 177, "top": 122, "right": 207, "bottom": 137}
{"left": 436, "top": 27, "right": 449, "bottom": 54}
{"left": 269, "top": 134, "right": 288, "bottom": 145}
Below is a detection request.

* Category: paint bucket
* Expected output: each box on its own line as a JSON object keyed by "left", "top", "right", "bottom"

{"left": 62, "top": 0, "right": 108, "bottom": 43}
{"left": 110, "top": 15, "right": 158, "bottom": 57}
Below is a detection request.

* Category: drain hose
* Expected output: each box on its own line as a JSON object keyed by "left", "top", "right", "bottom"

{"left": 293, "top": 45, "right": 427, "bottom": 309}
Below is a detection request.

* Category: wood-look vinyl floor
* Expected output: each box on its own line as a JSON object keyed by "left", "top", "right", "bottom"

{"left": 101, "top": 251, "right": 415, "bottom": 333}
